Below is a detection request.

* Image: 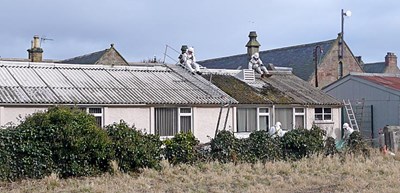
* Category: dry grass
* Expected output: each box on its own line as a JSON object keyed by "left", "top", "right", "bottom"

{"left": 1, "top": 150, "right": 400, "bottom": 193}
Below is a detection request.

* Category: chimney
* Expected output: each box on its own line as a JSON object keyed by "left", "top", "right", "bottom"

{"left": 385, "top": 52, "right": 397, "bottom": 66}
{"left": 245, "top": 31, "right": 261, "bottom": 59}
{"left": 27, "top": 35, "right": 43, "bottom": 62}
{"left": 355, "top": 56, "right": 363, "bottom": 64}
{"left": 180, "top": 45, "right": 188, "bottom": 54}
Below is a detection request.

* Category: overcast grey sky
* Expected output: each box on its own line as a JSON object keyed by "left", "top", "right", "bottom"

{"left": 1, "top": 0, "right": 399, "bottom": 64}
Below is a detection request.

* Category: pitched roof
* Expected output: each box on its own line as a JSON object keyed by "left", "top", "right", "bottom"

{"left": 60, "top": 45, "right": 129, "bottom": 65}
{"left": 204, "top": 71, "right": 341, "bottom": 105}
{"left": 198, "top": 39, "right": 336, "bottom": 81}
{"left": 362, "top": 62, "right": 386, "bottom": 73}
{"left": 0, "top": 61, "right": 236, "bottom": 105}
{"left": 354, "top": 74, "right": 400, "bottom": 91}
{"left": 61, "top": 50, "right": 107, "bottom": 64}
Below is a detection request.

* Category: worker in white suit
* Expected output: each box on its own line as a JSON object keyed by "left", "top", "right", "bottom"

{"left": 269, "top": 122, "right": 287, "bottom": 137}
{"left": 248, "top": 52, "right": 269, "bottom": 78}
{"left": 343, "top": 123, "right": 354, "bottom": 140}
{"left": 182, "top": 47, "right": 201, "bottom": 75}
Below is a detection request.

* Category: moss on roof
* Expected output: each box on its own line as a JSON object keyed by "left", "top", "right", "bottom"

{"left": 260, "top": 83, "right": 295, "bottom": 104}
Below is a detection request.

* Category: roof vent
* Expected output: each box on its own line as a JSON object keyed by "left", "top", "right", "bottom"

{"left": 236, "top": 69, "right": 255, "bottom": 82}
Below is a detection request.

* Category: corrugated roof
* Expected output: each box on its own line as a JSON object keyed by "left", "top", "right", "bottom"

{"left": 0, "top": 61, "right": 237, "bottom": 105}
{"left": 355, "top": 75, "right": 400, "bottom": 91}
{"left": 198, "top": 39, "right": 336, "bottom": 81}
{"left": 362, "top": 62, "right": 387, "bottom": 73}
{"left": 205, "top": 71, "right": 341, "bottom": 105}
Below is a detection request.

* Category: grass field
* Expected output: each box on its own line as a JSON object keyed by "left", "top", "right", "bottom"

{"left": 1, "top": 150, "right": 399, "bottom": 193}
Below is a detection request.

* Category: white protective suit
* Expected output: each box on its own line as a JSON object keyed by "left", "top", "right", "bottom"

{"left": 269, "top": 122, "right": 287, "bottom": 137}
{"left": 183, "top": 47, "right": 201, "bottom": 74}
{"left": 248, "top": 52, "right": 268, "bottom": 77}
{"left": 343, "top": 123, "right": 354, "bottom": 139}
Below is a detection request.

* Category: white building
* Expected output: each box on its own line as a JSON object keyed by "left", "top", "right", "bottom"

{"left": 0, "top": 61, "right": 237, "bottom": 143}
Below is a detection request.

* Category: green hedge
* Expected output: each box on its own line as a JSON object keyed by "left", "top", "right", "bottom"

{"left": 0, "top": 106, "right": 113, "bottom": 180}
{"left": 106, "top": 121, "right": 163, "bottom": 172}
{"left": 164, "top": 132, "right": 199, "bottom": 165}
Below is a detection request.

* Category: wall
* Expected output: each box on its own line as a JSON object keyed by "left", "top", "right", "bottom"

{"left": 96, "top": 48, "right": 128, "bottom": 66}
{"left": 193, "top": 107, "right": 234, "bottom": 143}
{"left": 104, "top": 107, "right": 150, "bottom": 132}
{"left": 306, "top": 107, "right": 342, "bottom": 139}
{"left": 324, "top": 78, "right": 400, "bottom": 141}
{"left": 308, "top": 41, "right": 363, "bottom": 88}
{"left": 0, "top": 107, "right": 48, "bottom": 126}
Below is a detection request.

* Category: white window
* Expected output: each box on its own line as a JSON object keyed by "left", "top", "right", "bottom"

{"left": 155, "top": 107, "right": 192, "bottom": 136}
{"left": 88, "top": 107, "right": 103, "bottom": 128}
{"left": 258, "top": 108, "right": 270, "bottom": 131}
{"left": 294, "top": 108, "right": 305, "bottom": 129}
{"left": 275, "top": 108, "right": 293, "bottom": 131}
{"left": 77, "top": 107, "right": 103, "bottom": 128}
{"left": 315, "top": 107, "right": 332, "bottom": 121}
{"left": 237, "top": 107, "right": 270, "bottom": 132}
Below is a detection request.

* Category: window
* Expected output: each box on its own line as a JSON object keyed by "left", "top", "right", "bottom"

{"left": 315, "top": 108, "right": 332, "bottom": 121}
{"left": 294, "top": 108, "right": 305, "bottom": 129}
{"left": 338, "top": 62, "right": 343, "bottom": 79}
{"left": 258, "top": 108, "right": 269, "bottom": 131}
{"left": 155, "top": 108, "right": 192, "bottom": 136}
{"left": 76, "top": 107, "right": 104, "bottom": 128}
{"left": 275, "top": 108, "right": 293, "bottom": 131}
{"left": 237, "top": 108, "right": 269, "bottom": 132}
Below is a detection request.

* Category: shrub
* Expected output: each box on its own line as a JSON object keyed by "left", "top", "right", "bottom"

{"left": 244, "top": 130, "right": 282, "bottom": 163}
{"left": 164, "top": 132, "right": 200, "bottom": 165}
{"left": 324, "top": 137, "right": 338, "bottom": 156}
{"left": 210, "top": 130, "right": 240, "bottom": 163}
{"left": 346, "top": 131, "right": 370, "bottom": 157}
{"left": 106, "top": 121, "right": 163, "bottom": 172}
{"left": 0, "top": 106, "right": 114, "bottom": 180}
{"left": 281, "top": 125, "right": 325, "bottom": 160}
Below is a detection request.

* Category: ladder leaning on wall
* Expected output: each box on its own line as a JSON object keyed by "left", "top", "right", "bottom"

{"left": 343, "top": 99, "right": 360, "bottom": 131}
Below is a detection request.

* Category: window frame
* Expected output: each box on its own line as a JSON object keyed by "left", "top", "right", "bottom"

{"left": 293, "top": 107, "right": 305, "bottom": 129}
{"left": 237, "top": 107, "right": 270, "bottom": 133}
{"left": 79, "top": 107, "right": 104, "bottom": 128}
{"left": 314, "top": 107, "right": 332, "bottom": 121}
{"left": 155, "top": 107, "right": 193, "bottom": 137}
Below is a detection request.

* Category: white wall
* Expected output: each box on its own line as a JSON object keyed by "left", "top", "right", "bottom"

{"left": 104, "top": 107, "right": 151, "bottom": 133}
{"left": 0, "top": 106, "right": 47, "bottom": 126}
{"left": 193, "top": 107, "right": 234, "bottom": 143}
{"left": 307, "top": 107, "right": 342, "bottom": 139}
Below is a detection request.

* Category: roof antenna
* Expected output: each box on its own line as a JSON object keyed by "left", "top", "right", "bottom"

{"left": 40, "top": 36, "right": 54, "bottom": 45}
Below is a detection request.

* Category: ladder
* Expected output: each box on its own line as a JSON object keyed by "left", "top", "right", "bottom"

{"left": 343, "top": 99, "right": 360, "bottom": 131}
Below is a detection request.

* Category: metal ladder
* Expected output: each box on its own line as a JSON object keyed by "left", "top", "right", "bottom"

{"left": 343, "top": 99, "right": 360, "bottom": 131}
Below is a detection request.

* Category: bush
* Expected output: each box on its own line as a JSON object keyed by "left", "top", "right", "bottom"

{"left": 164, "top": 132, "right": 199, "bottom": 165}
{"left": 346, "top": 131, "right": 370, "bottom": 157}
{"left": 210, "top": 130, "right": 240, "bottom": 163}
{"left": 106, "top": 121, "right": 163, "bottom": 172}
{"left": 324, "top": 137, "right": 338, "bottom": 156}
{"left": 281, "top": 125, "right": 325, "bottom": 160}
{"left": 244, "top": 130, "right": 282, "bottom": 163}
{"left": 0, "top": 106, "right": 114, "bottom": 180}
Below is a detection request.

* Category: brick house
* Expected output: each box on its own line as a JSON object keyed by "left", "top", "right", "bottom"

{"left": 198, "top": 31, "right": 364, "bottom": 88}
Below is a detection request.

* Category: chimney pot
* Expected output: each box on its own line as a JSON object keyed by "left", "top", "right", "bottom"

{"left": 27, "top": 35, "right": 43, "bottom": 62}
{"left": 245, "top": 31, "right": 261, "bottom": 59}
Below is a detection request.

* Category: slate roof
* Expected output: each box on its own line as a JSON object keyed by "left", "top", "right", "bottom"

{"left": 61, "top": 50, "right": 107, "bottom": 64}
{"left": 0, "top": 61, "right": 236, "bottom": 105}
{"left": 204, "top": 71, "right": 341, "bottom": 106}
{"left": 198, "top": 39, "right": 336, "bottom": 81}
{"left": 362, "top": 62, "right": 386, "bottom": 73}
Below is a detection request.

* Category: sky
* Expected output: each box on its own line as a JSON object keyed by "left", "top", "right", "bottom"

{"left": 1, "top": 0, "right": 400, "bottom": 64}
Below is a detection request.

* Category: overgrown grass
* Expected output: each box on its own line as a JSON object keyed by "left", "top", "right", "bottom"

{"left": 2, "top": 150, "right": 400, "bottom": 193}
